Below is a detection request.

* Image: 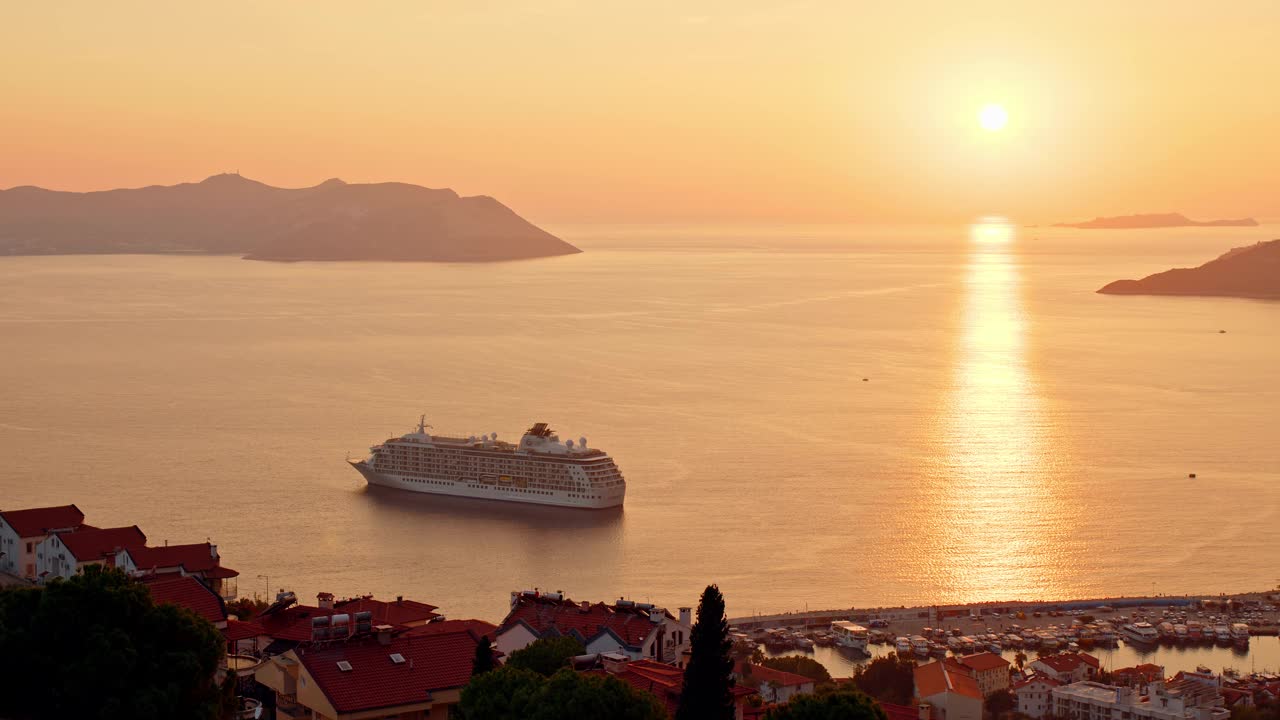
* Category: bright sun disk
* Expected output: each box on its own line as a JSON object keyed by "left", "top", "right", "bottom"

{"left": 979, "top": 104, "right": 1008, "bottom": 132}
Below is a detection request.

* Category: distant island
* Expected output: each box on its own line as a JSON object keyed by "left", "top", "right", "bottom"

{"left": 0, "top": 174, "right": 580, "bottom": 262}
{"left": 1055, "top": 213, "right": 1258, "bottom": 229}
{"left": 1098, "top": 239, "right": 1280, "bottom": 299}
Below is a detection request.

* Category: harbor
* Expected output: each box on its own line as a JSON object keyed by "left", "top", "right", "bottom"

{"left": 731, "top": 590, "right": 1280, "bottom": 678}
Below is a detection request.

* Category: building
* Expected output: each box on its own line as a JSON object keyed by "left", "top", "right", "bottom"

{"left": 254, "top": 627, "right": 482, "bottom": 720}
{"left": 495, "top": 590, "right": 692, "bottom": 664}
{"left": 583, "top": 653, "right": 757, "bottom": 719}
{"left": 116, "top": 542, "right": 239, "bottom": 600}
{"left": 145, "top": 574, "right": 228, "bottom": 630}
{"left": 1052, "top": 679, "right": 1230, "bottom": 720}
{"left": 34, "top": 525, "right": 146, "bottom": 581}
{"left": 1029, "top": 652, "right": 1102, "bottom": 684}
{"left": 253, "top": 590, "right": 454, "bottom": 658}
{"left": 915, "top": 659, "right": 984, "bottom": 720}
{"left": 1013, "top": 675, "right": 1062, "bottom": 719}
{"left": 735, "top": 661, "right": 815, "bottom": 704}
{"left": 0, "top": 504, "right": 86, "bottom": 579}
{"left": 955, "top": 652, "right": 1011, "bottom": 697}
{"left": 1114, "top": 664, "right": 1167, "bottom": 692}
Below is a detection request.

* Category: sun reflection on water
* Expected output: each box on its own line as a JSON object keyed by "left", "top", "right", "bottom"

{"left": 911, "top": 218, "right": 1081, "bottom": 603}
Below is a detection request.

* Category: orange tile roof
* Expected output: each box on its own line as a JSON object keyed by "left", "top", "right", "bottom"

{"left": 916, "top": 659, "right": 983, "bottom": 700}
{"left": 404, "top": 619, "right": 497, "bottom": 637}
{"left": 223, "top": 619, "right": 269, "bottom": 642}
{"left": 958, "top": 652, "right": 1011, "bottom": 672}
{"left": 1034, "top": 652, "right": 1100, "bottom": 673}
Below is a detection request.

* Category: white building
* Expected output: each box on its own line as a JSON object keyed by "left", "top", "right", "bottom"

{"left": 495, "top": 590, "right": 692, "bottom": 665}
{"left": 956, "top": 653, "right": 1012, "bottom": 697}
{"left": 34, "top": 526, "right": 146, "bottom": 582}
{"left": 0, "top": 505, "right": 86, "bottom": 579}
{"left": 1052, "top": 679, "right": 1230, "bottom": 720}
{"left": 1014, "top": 675, "right": 1063, "bottom": 719}
{"left": 1030, "top": 652, "right": 1102, "bottom": 684}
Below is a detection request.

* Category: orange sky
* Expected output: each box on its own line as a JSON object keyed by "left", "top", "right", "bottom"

{"left": 2, "top": 2, "right": 1277, "bottom": 223}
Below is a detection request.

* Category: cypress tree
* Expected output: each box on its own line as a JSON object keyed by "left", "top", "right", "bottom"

{"left": 472, "top": 634, "right": 497, "bottom": 676}
{"left": 676, "top": 584, "right": 736, "bottom": 720}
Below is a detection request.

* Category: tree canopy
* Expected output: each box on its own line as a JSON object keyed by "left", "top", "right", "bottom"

{"left": 0, "top": 565, "right": 225, "bottom": 720}
{"left": 458, "top": 666, "right": 667, "bottom": 720}
{"left": 762, "top": 655, "right": 833, "bottom": 683}
{"left": 850, "top": 655, "right": 916, "bottom": 706}
{"left": 676, "top": 584, "right": 736, "bottom": 720}
{"left": 506, "top": 636, "right": 587, "bottom": 676}
{"left": 765, "top": 686, "right": 889, "bottom": 720}
{"left": 987, "top": 689, "right": 1015, "bottom": 718}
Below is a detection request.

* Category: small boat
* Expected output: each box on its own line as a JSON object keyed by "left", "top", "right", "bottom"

{"left": 829, "top": 622, "right": 869, "bottom": 653}
{"left": 895, "top": 637, "right": 912, "bottom": 654}
{"left": 1231, "top": 624, "right": 1250, "bottom": 645}
{"left": 911, "top": 636, "right": 930, "bottom": 656}
{"left": 1122, "top": 622, "right": 1159, "bottom": 645}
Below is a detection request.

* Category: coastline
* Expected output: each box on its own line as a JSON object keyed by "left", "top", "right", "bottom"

{"left": 729, "top": 589, "right": 1280, "bottom": 632}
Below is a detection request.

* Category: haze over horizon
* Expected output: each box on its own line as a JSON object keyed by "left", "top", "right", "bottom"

{"left": 4, "top": 1, "right": 1279, "bottom": 225}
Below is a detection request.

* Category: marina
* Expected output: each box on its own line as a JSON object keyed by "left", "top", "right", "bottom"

{"left": 734, "top": 592, "right": 1280, "bottom": 678}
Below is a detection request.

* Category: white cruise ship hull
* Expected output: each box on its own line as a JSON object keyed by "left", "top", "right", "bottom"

{"left": 351, "top": 461, "right": 625, "bottom": 509}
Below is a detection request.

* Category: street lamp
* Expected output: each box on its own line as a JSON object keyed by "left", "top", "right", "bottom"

{"left": 257, "top": 574, "right": 269, "bottom": 601}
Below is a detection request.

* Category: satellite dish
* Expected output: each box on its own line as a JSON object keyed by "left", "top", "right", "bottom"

{"left": 566, "top": 439, "right": 575, "bottom": 448}
{"left": 579, "top": 437, "right": 587, "bottom": 448}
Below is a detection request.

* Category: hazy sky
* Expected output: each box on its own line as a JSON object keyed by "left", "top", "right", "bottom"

{"left": 3, "top": 1, "right": 1277, "bottom": 223}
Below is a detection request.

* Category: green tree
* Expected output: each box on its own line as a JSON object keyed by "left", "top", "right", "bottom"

{"left": 458, "top": 666, "right": 666, "bottom": 720}
{"left": 765, "top": 686, "right": 889, "bottom": 720}
{"left": 1014, "top": 651, "right": 1028, "bottom": 671}
{"left": 987, "top": 689, "right": 1015, "bottom": 719}
{"left": 225, "top": 596, "right": 269, "bottom": 620}
{"left": 762, "top": 655, "right": 833, "bottom": 683}
{"left": 0, "top": 565, "right": 225, "bottom": 720}
{"left": 473, "top": 634, "right": 497, "bottom": 676}
{"left": 459, "top": 665, "right": 544, "bottom": 719}
{"left": 851, "top": 655, "right": 916, "bottom": 706}
{"left": 506, "top": 636, "right": 587, "bottom": 676}
{"left": 676, "top": 584, "right": 736, "bottom": 720}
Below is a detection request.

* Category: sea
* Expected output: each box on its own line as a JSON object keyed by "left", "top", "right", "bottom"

{"left": 2, "top": 221, "right": 1278, "bottom": 674}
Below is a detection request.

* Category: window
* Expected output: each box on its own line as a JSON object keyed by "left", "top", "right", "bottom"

{"left": 336, "top": 661, "right": 353, "bottom": 672}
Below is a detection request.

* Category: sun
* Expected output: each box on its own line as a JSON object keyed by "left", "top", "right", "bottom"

{"left": 978, "top": 103, "right": 1008, "bottom": 132}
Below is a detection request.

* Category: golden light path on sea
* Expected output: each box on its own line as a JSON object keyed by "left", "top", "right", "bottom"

{"left": 913, "top": 218, "right": 1082, "bottom": 603}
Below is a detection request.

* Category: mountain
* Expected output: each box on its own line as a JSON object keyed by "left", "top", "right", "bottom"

{"left": 0, "top": 174, "right": 579, "bottom": 262}
{"left": 1098, "top": 239, "right": 1280, "bottom": 299}
{"left": 1055, "top": 213, "right": 1258, "bottom": 229}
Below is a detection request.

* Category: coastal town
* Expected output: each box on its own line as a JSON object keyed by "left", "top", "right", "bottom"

{"left": 2, "top": 502, "right": 1278, "bottom": 720}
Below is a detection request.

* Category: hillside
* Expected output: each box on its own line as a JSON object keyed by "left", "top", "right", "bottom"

{"left": 0, "top": 174, "right": 579, "bottom": 262}
{"left": 1098, "top": 239, "right": 1280, "bottom": 299}
{"left": 1055, "top": 213, "right": 1258, "bottom": 229}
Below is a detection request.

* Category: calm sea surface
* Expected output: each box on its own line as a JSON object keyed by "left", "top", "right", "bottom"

{"left": 3, "top": 223, "right": 1278, "bottom": 646}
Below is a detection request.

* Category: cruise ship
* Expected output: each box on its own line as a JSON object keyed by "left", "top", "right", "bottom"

{"left": 349, "top": 417, "right": 626, "bottom": 509}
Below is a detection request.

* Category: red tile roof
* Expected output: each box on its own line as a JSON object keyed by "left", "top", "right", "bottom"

{"left": 334, "top": 596, "right": 440, "bottom": 626}
{"left": 297, "top": 631, "right": 479, "bottom": 713}
{"left": 57, "top": 526, "right": 146, "bottom": 562}
{"left": 587, "top": 659, "right": 754, "bottom": 718}
{"left": 1114, "top": 664, "right": 1165, "bottom": 684}
{"left": 1013, "top": 675, "right": 1063, "bottom": 690}
{"left": 0, "top": 505, "right": 85, "bottom": 538}
{"left": 405, "top": 619, "right": 498, "bottom": 638}
{"left": 1033, "top": 652, "right": 1100, "bottom": 674}
{"left": 736, "top": 661, "right": 813, "bottom": 688}
{"left": 256, "top": 595, "right": 441, "bottom": 643}
{"left": 125, "top": 543, "right": 232, "bottom": 576}
{"left": 223, "top": 619, "right": 269, "bottom": 642}
{"left": 501, "top": 594, "right": 673, "bottom": 648}
{"left": 915, "top": 659, "right": 983, "bottom": 700}
{"left": 958, "top": 652, "right": 1012, "bottom": 673}
{"left": 883, "top": 702, "right": 921, "bottom": 720}
{"left": 145, "top": 575, "right": 227, "bottom": 626}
